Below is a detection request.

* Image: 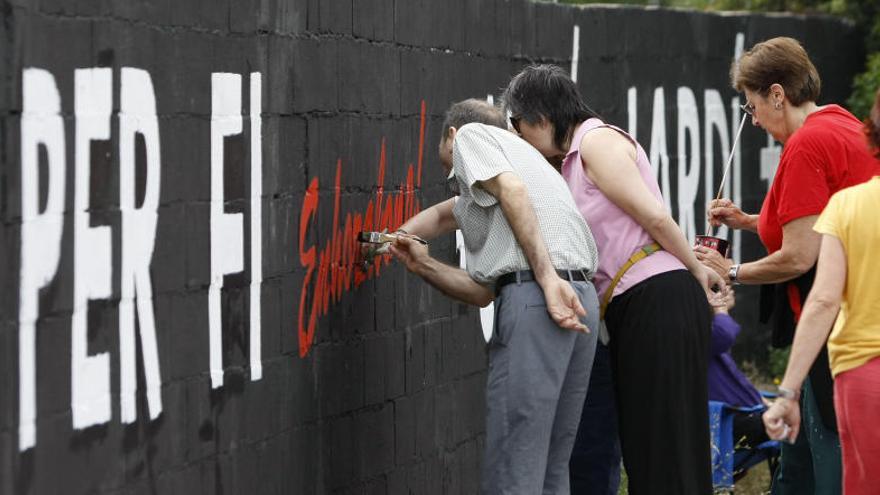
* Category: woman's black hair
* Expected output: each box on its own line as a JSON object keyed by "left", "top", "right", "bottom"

{"left": 502, "top": 64, "right": 601, "bottom": 151}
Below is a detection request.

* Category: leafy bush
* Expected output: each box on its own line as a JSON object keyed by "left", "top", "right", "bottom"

{"left": 848, "top": 52, "right": 880, "bottom": 120}
{"left": 767, "top": 346, "right": 791, "bottom": 384}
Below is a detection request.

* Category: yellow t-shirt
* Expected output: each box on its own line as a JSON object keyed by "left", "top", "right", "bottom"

{"left": 813, "top": 176, "right": 880, "bottom": 377}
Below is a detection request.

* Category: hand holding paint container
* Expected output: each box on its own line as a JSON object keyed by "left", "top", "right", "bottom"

{"left": 698, "top": 112, "right": 749, "bottom": 257}
{"left": 694, "top": 234, "right": 730, "bottom": 258}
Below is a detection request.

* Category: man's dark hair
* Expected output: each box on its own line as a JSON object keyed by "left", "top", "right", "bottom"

{"left": 441, "top": 99, "right": 507, "bottom": 141}
{"left": 502, "top": 64, "right": 600, "bottom": 151}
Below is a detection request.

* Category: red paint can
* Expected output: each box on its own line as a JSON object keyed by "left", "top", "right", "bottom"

{"left": 694, "top": 234, "right": 730, "bottom": 258}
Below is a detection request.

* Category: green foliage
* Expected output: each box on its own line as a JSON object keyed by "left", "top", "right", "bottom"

{"left": 848, "top": 52, "right": 880, "bottom": 120}
{"left": 767, "top": 346, "right": 791, "bottom": 383}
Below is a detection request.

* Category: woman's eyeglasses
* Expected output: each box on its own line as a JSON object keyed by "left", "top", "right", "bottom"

{"left": 740, "top": 102, "right": 755, "bottom": 116}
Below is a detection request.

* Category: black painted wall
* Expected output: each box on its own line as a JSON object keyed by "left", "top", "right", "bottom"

{"left": 0, "top": 1, "right": 863, "bottom": 494}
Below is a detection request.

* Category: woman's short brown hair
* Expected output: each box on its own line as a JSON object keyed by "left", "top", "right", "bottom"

{"left": 866, "top": 88, "right": 880, "bottom": 159}
{"left": 731, "top": 37, "right": 821, "bottom": 106}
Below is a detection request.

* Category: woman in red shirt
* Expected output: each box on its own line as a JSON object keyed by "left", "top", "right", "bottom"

{"left": 699, "top": 37, "right": 880, "bottom": 494}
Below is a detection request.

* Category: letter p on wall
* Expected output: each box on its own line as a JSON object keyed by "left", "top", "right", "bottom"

{"left": 19, "top": 68, "right": 66, "bottom": 451}
{"left": 17, "top": 66, "right": 165, "bottom": 451}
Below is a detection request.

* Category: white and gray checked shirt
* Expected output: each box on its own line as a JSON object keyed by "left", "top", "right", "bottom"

{"left": 450, "top": 123, "right": 599, "bottom": 285}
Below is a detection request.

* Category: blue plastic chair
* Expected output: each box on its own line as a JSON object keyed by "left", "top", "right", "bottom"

{"left": 709, "top": 401, "right": 781, "bottom": 491}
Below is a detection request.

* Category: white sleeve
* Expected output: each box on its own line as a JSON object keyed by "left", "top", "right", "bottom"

{"left": 452, "top": 124, "right": 515, "bottom": 208}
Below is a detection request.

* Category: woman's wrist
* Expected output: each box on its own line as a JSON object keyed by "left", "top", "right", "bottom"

{"left": 683, "top": 254, "right": 705, "bottom": 277}
{"left": 743, "top": 214, "right": 760, "bottom": 232}
{"left": 778, "top": 381, "right": 802, "bottom": 399}
{"left": 734, "top": 262, "right": 750, "bottom": 284}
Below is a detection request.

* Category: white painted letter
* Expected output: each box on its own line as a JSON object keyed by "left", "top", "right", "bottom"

{"left": 72, "top": 68, "right": 113, "bottom": 428}
{"left": 703, "top": 89, "right": 730, "bottom": 239}
{"left": 677, "top": 87, "right": 700, "bottom": 242}
{"left": 760, "top": 133, "right": 781, "bottom": 188}
{"left": 571, "top": 25, "right": 580, "bottom": 83}
{"left": 627, "top": 86, "right": 637, "bottom": 140}
{"left": 210, "top": 73, "right": 245, "bottom": 388}
{"left": 119, "top": 67, "right": 163, "bottom": 423}
{"left": 648, "top": 87, "right": 672, "bottom": 212}
{"left": 249, "top": 72, "right": 263, "bottom": 381}
{"left": 732, "top": 32, "right": 746, "bottom": 263}
{"left": 19, "top": 68, "right": 66, "bottom": 451}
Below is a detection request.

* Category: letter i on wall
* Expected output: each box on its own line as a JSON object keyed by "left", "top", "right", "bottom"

{"left": 249, "top": 73, "right": 262, "bottom": 381}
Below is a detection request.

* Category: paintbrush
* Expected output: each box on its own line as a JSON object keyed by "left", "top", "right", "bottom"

{"left": 706, "top": 112, "right": 749, "bottom": 236}
{"left": 358, "top": 231, "right": 428, "bottom": 245}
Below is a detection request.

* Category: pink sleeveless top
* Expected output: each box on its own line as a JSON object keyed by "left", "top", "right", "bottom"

{"left": 561, "top": 118, "right": 685, "bottom": 300}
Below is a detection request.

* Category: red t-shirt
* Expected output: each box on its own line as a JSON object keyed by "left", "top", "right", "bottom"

{"left": 758, "top": 105, "right": 880, "bottom": 253}
{"left": 757, "top": 105, "right": 880, "bottom": 315}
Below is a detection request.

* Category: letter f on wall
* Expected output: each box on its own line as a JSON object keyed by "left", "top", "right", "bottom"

{"left": 209, "top": 72, "right": 263, "bottom": 389}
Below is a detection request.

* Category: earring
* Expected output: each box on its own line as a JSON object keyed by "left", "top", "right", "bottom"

{"left": 775, "top": 102, "right": 782, "bottom": 110}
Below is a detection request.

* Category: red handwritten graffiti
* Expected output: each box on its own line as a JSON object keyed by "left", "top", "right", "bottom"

{"left": 298, "top": 101, "right": 428, "bottom": 357}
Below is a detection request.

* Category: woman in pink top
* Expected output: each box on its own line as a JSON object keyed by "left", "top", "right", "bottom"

{"left": 503, "top": 65, "right": 716, "bottom": 495}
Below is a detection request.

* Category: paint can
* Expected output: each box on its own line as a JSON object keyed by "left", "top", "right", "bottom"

{"left": 694, "top": 234, "right": 730, "bottom": 258}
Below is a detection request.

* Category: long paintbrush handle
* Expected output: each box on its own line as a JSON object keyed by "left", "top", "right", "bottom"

{"left": 707, "top": 112, "right": 749, "bottom": 236}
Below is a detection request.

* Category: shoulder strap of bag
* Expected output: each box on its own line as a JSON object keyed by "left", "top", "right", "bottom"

{"left": 600, "top": 242, "right": 662, "bottom": 320}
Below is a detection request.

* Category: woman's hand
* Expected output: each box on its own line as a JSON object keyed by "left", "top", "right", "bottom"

{"left": 694, "top": 245, "right": 733, "bottom": 282}
{"left": 763, "top": 398, "right": 800, "bottom": 444}
{"left": 690, "top": 264, "right": 724, "bottom": 299}
{"left": 708, "top": 199, "right": 756, "bottom": 231}
{"left": 708, "top": 285, "right": 734, "bottom": 314}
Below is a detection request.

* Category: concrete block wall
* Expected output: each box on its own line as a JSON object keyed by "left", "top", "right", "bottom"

{"left": 0, "top": 0, "right": 862, "bottom": 493}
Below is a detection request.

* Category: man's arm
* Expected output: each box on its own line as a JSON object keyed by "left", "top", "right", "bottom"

{"left": 361, "top": 198, "right": 457, "bottom": 262}
{"left": 478, "top": 172, "right": 588, "bottom": 332}
{"left": 389, "top": 236, "right": 493, "bottom": 307}
{"left": 478, "top": 173, "right": 555, "bottom": 281}
{"left": 397, "top": 197, "right": 458, "bottom": 240}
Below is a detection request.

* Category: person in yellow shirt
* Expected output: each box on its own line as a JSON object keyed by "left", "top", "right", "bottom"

{"left": 764, "top": 89, "right": 880, "bottom": 495}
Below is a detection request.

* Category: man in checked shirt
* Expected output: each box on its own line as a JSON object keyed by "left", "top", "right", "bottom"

{"left": 388, "top": 99, "right": 601, "bottom": 494}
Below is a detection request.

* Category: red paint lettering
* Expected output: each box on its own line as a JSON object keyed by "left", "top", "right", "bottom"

{"left": 297, "top": 101, "right": 428, "bottom": 357}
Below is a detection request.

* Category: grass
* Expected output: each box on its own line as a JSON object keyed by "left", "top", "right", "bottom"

{"left": 614, "top": 463, "right": 772, "bottom": 494}
{"left": 733, "top": 462, "right": 773, "bottom": 494}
